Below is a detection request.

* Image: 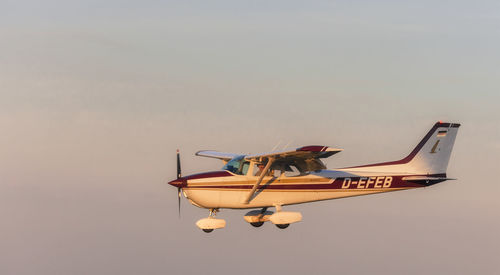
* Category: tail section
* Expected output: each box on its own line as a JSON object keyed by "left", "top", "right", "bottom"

{"left": 345, "top": 122, "right": 460, "bottom": 174}
{"left": 407, "top": 122, "right": 460, "bottom": 174}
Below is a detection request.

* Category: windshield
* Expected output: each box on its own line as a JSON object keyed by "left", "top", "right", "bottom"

{"left": 222, "top": 156, "right": 250, "bottom": 175}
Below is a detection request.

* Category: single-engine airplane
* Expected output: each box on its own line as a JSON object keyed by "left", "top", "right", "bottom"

{"left": 168, "top": 121, "right": 460, "bottom": 232}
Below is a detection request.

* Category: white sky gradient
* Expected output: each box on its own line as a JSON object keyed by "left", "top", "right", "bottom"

{"left": 1, "top": 1, "right": 499, "bottom": 274}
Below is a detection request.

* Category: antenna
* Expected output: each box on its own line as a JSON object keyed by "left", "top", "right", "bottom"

{"left": 270, "top": 140, "right": 282, "bottom": 151}
{"left": 282, "top": 140, "right": 293, "bottom": 150}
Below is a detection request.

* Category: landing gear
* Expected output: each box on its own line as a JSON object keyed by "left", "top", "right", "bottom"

{"left": 269, "top": 204, "right": 301, "bottom": 230}
{"left": 209, "top": 208, "right": 218, "bottom": 218}
{"left": 275, "top": 223, "right": 290, "bottom": 229}
{"left": 196, "top": 208, "right": 226, "bottom": 233}
{"left": 273, "top": 205, "right": 289, "bottom": 229}
{"left": 250, "top": 222, "right": 264, "bottom": 227}
{"left": 244, "top": 207, "right": 273, "bottom": 228}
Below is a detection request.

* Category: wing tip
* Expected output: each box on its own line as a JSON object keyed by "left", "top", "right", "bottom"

{"left": 297, "top": 145, "right": 343, "bottom": 152}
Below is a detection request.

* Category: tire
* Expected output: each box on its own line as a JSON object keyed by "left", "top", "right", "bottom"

{"left": 275, "top": 223, "right": 289, "bottom": 229}
{"left": 250, "top": 222, "right": 264, "bottom": 227}
{"left": 202, "top": 229, "right": 214, "bottom": 233}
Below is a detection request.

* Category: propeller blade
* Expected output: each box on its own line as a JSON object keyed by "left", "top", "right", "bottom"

{"left": 176, "top": 149, "right": 182, "bottom": 218}
{"left": 178, "top": 187, "right": 181, "bottom": 218}
{"left": 176, "top": 149, "right": 181, "bottom": 179}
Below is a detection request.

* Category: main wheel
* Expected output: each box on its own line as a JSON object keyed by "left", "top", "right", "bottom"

{"left": 202, "top": 229, "right": 214, "bottom": 233}
{"left": 275, "top": 223, "right": 289, "bottom": 229}
{"left": 250, "top": 222, "right": 264, "bottom": 227}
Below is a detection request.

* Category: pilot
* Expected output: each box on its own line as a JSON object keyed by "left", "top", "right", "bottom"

{"left": 255, "top": 163, "right": 275, "bottom": 177}
{"left": 254, "top": 163, "right": 265, "bottom": 176}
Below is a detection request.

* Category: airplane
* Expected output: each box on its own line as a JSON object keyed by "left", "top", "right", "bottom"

{"left": 168, "top": 121, "right": 460, "bottom": 233}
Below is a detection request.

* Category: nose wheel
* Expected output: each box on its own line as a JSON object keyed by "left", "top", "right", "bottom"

{"left": 202, "top": 209, "right": 217, "bottom": 233}
{"left": 196, "top": 209, "right": 226, "bottom": 233}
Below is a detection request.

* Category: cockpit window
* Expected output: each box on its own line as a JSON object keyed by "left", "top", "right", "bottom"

{"left": 222, "top": 156, "right": 250, "bottom": 175}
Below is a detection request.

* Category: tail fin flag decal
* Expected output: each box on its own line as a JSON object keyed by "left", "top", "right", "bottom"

{"left": 437, "top": 130, "right": 448, "bottom": 137}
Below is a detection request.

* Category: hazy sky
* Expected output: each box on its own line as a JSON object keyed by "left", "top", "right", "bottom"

{"left": 1, "top": 1, "right": 499, "bottom": 274}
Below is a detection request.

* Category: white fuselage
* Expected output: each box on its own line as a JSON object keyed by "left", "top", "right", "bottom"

{"left": 183, "top": 169, "right": 419, "bottom": 209}
{"left": 173, "top": 122, "right": 459, "bottom": 211}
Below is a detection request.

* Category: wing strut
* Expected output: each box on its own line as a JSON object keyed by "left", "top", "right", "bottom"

{"left": 243, "top": 158, "right": 274, "bottom": 204}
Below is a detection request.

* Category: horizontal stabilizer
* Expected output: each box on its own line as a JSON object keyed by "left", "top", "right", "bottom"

{"left": 402, "top": 176, "right": 456, "bottom": 185}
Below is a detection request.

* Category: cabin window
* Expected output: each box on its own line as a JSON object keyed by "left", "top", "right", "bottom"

{"left": 222, "top": 156, "right": 249, "bottom": 175}
{"left": 284, "top": 165, "right": 301, "bottom": 177}
{"left": 240, "top": 161, "right": 250, "bottom": 175}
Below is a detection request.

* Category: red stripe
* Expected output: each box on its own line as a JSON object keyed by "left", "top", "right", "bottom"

{"left": 183, "top": 171, "right": 233, "bottom": 180}
{"left": 184, "top": 175, "right": 446, "bottom": 190}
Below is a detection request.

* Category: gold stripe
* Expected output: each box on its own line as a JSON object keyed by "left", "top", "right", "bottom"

{"left": 186, "top": 187, "right": 413, "bottom": 192}
{"left": 188, "top": 178, "right": 333, "bottom": 187}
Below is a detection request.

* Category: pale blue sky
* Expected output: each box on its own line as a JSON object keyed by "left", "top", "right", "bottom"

{"left": 1, "top": 1, "right": 499, "bottom": 274}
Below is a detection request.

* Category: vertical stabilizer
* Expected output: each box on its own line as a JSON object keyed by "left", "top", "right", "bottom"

{"left": 344, "top": 122, "right": 460, "bottom": 175}
{"left": 406, "top": 122, "right": 460, "bottom": 174}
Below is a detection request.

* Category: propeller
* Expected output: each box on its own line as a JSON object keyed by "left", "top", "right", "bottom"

{"left": 176, "top": 149, "right": 182, "bottom": 218}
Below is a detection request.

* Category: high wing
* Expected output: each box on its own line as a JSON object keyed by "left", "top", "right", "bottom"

{"left": 245, "top": 145, "right": 342, "bottom": 172}
{"left": 243, "top": 145, "right": 342, "bottom": 204}
{"left": 245, "top": 145, "right": 342, "bottom": 162}
{"left": 197, "top": 146, "right": 342, "bottom": 163}
{"left": 195, "top": 150, "right": 241, "bottom": 162}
